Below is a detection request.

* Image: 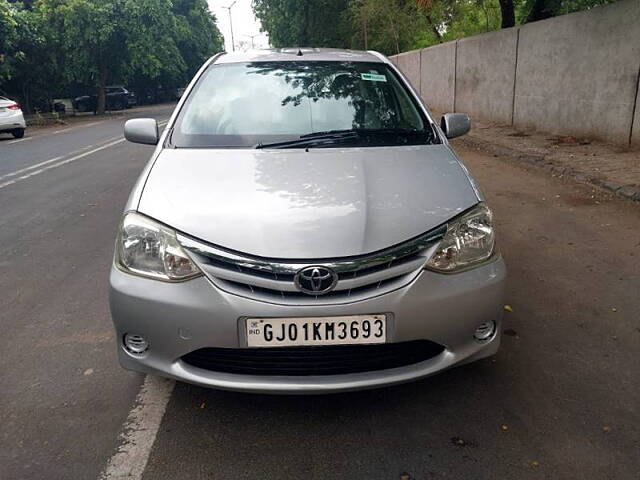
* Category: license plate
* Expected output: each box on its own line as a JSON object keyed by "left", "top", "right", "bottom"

{"left": 246, "top": 315, "right": 386, "bottom": 348}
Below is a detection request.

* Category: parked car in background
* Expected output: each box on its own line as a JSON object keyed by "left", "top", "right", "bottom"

{"left": 111, "top": 49, "right": 506, "bottom": 394}
{"left": 0, "top": 97, "right": 26, "bottom": 138}
{"left": 73, "top": 86, "right": 136, "bottom": 112}
{"left": 125, "top": 87, "right": 138, "bottom": 107}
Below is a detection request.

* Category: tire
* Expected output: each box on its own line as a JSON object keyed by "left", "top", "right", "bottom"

{"left": 76, "top": 102, "right": 88, "bottom": 113}
{"left": 12, "top": 128, "right": 25, "bottom": 139}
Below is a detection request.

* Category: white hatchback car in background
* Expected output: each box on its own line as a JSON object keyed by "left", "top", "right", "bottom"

{"left": 0, "top": 97, "right": 26, "bottom": 138}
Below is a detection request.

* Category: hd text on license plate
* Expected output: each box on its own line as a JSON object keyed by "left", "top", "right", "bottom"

{"left": 246, "top": 315, "right": 387, "bottom": 348}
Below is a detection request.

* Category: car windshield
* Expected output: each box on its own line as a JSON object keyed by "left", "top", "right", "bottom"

{"left": 170, "top": 61, "right": 438, "bottom": 148}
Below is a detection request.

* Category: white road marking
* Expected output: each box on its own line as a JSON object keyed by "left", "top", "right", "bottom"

{"left": 3, "top": 113, "right": 167, "bottom": 144}
{"left": 0, "top": 155, "right": 64, "bottom": 181}
{"left": 99, "top": 376, "right": 175, "bottom": 480}
{"left": 0, "top": 138, "right": 125, "bottom": 190}
{"left": 6, "top": 137, "right": 32, "bottom": 145}
{"left": 52, "top": 120, "right": 105, "bottom": 134}
{"left": 0, "top": 135, "right": 124, "bottom": 182}
{"left": 0, "top": 116, "right": 169, "bottom": 190}
{"left": 52, "top": 127, "right": 73, "bottom": 134}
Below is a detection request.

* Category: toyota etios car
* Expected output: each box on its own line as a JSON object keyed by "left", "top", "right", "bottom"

{"left": 109, "top": 48, "right": 506, "bottom": 393}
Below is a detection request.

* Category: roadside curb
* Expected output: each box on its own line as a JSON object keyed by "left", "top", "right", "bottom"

{"left": 457, "top": 135, "right": 640, "bottom": 203}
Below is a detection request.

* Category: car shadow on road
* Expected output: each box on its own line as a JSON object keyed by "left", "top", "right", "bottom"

{"left": 141, "top": 357, "right": 538, "bottom": 479}
{"left": 0, "top": 133, "right": 23, "bottom": 142}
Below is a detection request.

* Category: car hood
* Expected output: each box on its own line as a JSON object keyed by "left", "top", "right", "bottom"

{"left": 137, "top": 145, "right": 479, "bottom": 259}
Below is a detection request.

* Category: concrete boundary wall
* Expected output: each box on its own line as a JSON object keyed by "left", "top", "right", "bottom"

{"left": 391, "top": 0, "right": 640, "bottom": 146}
{"left": 420, "top": 42, "right": 456, "bottom": 113}
{"left": 456, "top": 28, "right": 519, "bottom": 124}
{"left": 396, "top": 51, "right": 421, "bottom": 94}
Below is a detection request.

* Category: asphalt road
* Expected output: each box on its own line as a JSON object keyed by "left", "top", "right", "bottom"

{"left": 1, "top": 109, "right": 639, "bottom": 479}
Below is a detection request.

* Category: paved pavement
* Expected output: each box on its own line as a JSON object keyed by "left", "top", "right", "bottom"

{"left": 1, "top": 111, "right": 639, "bottom": 479}
{"left": 455, "top": 116, "right": 640, "bottom": 203}
{"left": 0, "top": 104, "right": 174, "bottom": 479}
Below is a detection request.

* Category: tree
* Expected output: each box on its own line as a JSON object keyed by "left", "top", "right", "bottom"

{"left": 350, "top": 0, "right": 421, "bottom": 55}
{"left": 172, "top": 0, "right": 224, "bottom": 80}
{"left": 0, "top": 0, "right": 22, "bottom": 83}
{"left": 61, "top": 0, "right": 185, "bottom": 114}
{"left": 35, "top": 0, "right": 214, "bottom": 114}
{"left": 252, "top": 0, "right": 352, "bottom": 48}
{"left": 2, "top": 0, "right": 224, "bottom": 113}
{"left": 521, "top": 0, "right": 617, "bottom": 23}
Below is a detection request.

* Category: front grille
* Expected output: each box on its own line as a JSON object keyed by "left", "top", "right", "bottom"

{"left": 178, "top": 225, "right": 446, "bottom": 304}
{"left": 181, "top": 340, "right": 445, "bottom": 376}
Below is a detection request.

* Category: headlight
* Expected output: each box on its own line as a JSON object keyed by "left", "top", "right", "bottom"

{"left": 115, "top": 212, "right": 201, "bottom": 281}
{"left": 425, "top": 203, "right": 495, "bottom": 272}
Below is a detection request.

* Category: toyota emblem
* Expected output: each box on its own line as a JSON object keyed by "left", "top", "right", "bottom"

{"left": 294, "top": 266, "right": 338, "bottom": 295}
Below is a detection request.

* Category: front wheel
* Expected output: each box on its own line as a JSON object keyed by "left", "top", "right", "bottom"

{"left": 12, "top": 128, "right": 25, "bottom": 139}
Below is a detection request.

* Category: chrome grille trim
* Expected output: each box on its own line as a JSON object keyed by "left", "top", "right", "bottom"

{"left": 177, "top": 225, "right": 446, "bottom": 303}
{"left": 192, "top": 255, "right": 428, "bottom": 293}
{"left": 177, "top": 225, "right": 446, "bottom": 275}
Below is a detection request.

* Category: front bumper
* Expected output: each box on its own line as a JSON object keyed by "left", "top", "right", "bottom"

{"left": 109, "top": 257, "right": 506, "bottom": 393}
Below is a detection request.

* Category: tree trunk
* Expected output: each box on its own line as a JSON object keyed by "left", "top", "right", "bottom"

{"left": 96, "top": 65, "right": 107, "bottom": 115}
{"left": 389, "top": 19, "right": 400, "bottom": 55}
{"left": 483, "top": 1, "right": 490, "bottom": 31}
{"left": 498, "top": 0, "right": 515, "bottom": 28}
{"left": 300, "top": 0, "right": 310, "bottom": 46}
{"left": 363, "top": 14, "right": 368, "bottom": 50}
{"left": 526, "top": 0, "right": 554, "bottom": 23}
{"left": 22, "top": 82, "right": 31, "bottom": 114}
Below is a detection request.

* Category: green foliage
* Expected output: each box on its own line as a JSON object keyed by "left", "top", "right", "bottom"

{"left": 441, "top": 0, "right": 502, "bottom": 41}
{"left": 253, "top": 0, "right": 506, "bottom": 55}
{"left": 0, "top": 0, "right": 27, "bottom": 82}
{"left": 0, "top": 0, "right": 223, "bottom": 112}
{"left": 173, "top": 0, "right": 224, "bottom": 79}
{"left": 254, "top": 0, "right": 621, "bottom": 55}
{"left": 253, "top": 0, "right": 352, "bottom": 48}
{"left": 349, "top": 0, "right": 422, "bottom": 54}
{"left": 518, "top": 0, "right": 617, "bottom": 22}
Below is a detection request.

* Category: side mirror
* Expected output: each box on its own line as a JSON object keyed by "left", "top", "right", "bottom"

{"left": 124, "top": 118, "right": 158, "bottom": 145}
{"left": 441, "top": 113, "right": 471, "bottom": 139}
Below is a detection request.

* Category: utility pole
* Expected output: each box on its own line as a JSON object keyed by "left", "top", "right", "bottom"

{"left": 246, "top": 34, "right": 259, "bottom": 49}
{"left": 223, "top": 1, "right": 237, "bottom": 52}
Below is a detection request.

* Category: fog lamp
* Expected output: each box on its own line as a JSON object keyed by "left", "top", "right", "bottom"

{"left": 124, "top": 333, "right": 149, "bottom": 354}
{"left": 473, "top": 321, "right": 496, "bottom": 342}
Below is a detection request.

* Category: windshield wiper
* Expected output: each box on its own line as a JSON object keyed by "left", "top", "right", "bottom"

{"left": 255, "top": 128, "right": 434, "bottom": 149}
{"left": 300, "top": 128, "right": 422, "bottom": 139}
{"left": 255, "top": 130, "right": 358, "bottom": 149}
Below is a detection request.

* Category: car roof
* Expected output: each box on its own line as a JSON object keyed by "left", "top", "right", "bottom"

{"left": 214, "top": 48, "right": 387, "bottom": 65}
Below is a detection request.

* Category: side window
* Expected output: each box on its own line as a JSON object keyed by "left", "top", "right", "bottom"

{"left": 388, "top": 74, "right": 423, "bottom": 129}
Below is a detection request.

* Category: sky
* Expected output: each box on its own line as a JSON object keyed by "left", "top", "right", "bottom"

{"left": 208, "top": 0, "right": 270, "bottom": 51}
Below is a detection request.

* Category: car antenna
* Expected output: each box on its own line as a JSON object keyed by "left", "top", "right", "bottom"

{"left": 296, "top": 48, "right": 303, "bottom": 56}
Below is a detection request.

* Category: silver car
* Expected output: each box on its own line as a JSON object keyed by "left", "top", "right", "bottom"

{"left": 109, "top": 48, "right": 506, "bottom": 393}
{"left": 0, "top": 96, "right": 26, "bottom": 138}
